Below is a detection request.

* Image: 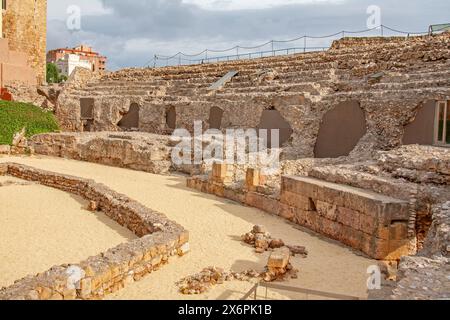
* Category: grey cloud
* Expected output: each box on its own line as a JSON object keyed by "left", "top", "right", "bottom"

{"left": 47, "top": 0, "right": 450, "bottom": 70}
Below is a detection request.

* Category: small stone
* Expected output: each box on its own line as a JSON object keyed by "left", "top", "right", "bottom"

{"left": 269, "top": 239, "right": 285, "bottom": 249}
{"left": 268, "top": 247, "right": 290, "bottom": 269}
{"left": 87, "top": 201, "right": 98, "bottom": 212}
{"left": 253, "top": 225, "right": 267, "bottom": 234}
{"left": 0, "top": 145, "right": 11, "bottom": 155}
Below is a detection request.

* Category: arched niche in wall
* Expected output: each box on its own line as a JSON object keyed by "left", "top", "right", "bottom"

{"left": 166, "top": 106, "right": 177, "bottom": 130}
{"left": 118, "top": 103, "right": 140, "bottom": 130}
{"left": 314, "top": 100, "right": 367, "bottom": 158}
{"left": 209, "top": 107, "right": 224, "bottom": 130}
{"left": 257, "top": 109, "right": 293, "bottom": 148}
{"left": 402, "top": 101, "right": 436, "bottom": 146}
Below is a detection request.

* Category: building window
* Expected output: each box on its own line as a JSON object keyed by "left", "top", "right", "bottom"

{"left": 1, "top": 0, "right": 6, "bottom": 10}
{"left": 435, "top": 101, "right": 450, "bottom": 146}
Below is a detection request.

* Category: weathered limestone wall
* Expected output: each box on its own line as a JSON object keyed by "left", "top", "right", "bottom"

{"left": 2, "top": 0, "right": 47, "bottom": 84}
{"left": 57, "top": 34, "right": 450, "bottom": 158}
{"left": 0, "top": 163, "right": 189, "bottom": 300}
{"left": 31, "top": 132, "right": 174, "bottom": 174}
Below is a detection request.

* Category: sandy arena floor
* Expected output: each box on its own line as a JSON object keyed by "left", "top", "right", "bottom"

{"left": 0, "top": 155, "right": 376, "bottom": 300}
{"left": 0, "top": 174, "right": 137, "bottom": 289}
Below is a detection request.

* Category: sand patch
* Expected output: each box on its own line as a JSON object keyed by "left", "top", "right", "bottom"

{"left": 1, "top": 156, "right": 376, "bottom": 300}
{"left": 0, "top": 176, "right": 137, "bottom": 288}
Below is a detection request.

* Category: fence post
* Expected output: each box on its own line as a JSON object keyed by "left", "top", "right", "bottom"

{"left": 304, "top": 37, "right": 307, "bottom": 53}
{"left": 205, "top": 49, "right": 208, "bottom": 62}
{"left": 381, "top": 25, "right": 384, "bottom": 37}
{"left": 153, "top": 55, "right": 157, "bottom": 68}
{"left": 271, "top": 40, "right": 274, "bottom": 56}
{"left": 236, "top": 46, "right": 239, "bottom": 60}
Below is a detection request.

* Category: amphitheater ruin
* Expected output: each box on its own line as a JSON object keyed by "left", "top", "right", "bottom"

{"left": 0, "top": 33, "right": 449, "bottom": 300}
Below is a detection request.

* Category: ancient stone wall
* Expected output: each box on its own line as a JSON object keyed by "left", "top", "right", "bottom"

{"left": 56, "top": 34, "right": 450, "bottom": 158}
{"left": 0, "top": 163, "right": 189, "bottom": 300}
{"left": 30, "top": 132, "right": 174, "bottom": 174}
{"left": 187, "top": 163, "right": 413, "bottom": 260}
{"left": 2, "top": 0, "right": 47, "bottom": 84}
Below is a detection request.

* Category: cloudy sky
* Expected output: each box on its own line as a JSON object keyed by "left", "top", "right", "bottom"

{"left": 47, "top": 0, "right": 450, "bottom": 70}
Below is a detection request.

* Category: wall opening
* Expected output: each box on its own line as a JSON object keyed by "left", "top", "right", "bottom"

{"left": 118, "top": 103, "right": 140, "bottom": 131}
{"left": 314, "top": 101, "right": 366, "bottom": 158}
{"left": 209, "top": 107, "right": 224, "bottom": 130}
{"left": 80, "top": 98, "right": 95, "bottom": 132}
{"left": 257, "top": 109, "right": 293, "bottom": 148}
{"left": 166, "top": 106, "right": 177, "bottom": 130}
{"left": 402, "top": 101, "right": 436, "bottom": 146}
{"left": 80, "top": 98, "right": 94, "bottom": 120}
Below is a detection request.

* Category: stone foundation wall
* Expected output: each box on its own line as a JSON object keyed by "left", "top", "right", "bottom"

{"left": 30, "top": 132, "right": 174, "bottom": 175}
{"left": 279, "top": 176, "right": 413, "bottom": 260}
{"left": 0, "top": 163, "right": 189, "bottom": 300}
{"left": 187, "top": 163, "right": 414, "bottom": 260}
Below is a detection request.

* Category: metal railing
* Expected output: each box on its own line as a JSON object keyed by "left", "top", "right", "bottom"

{"left": 145, "top": 24, "right": 446, "bottom": 68}
{"left": 241, "top": 282, "right": 360, "bottom": 301}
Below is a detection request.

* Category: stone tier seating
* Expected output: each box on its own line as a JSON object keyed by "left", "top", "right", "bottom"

{"left": 58, "top": 33, "right": 450, "bottom": 152}
{"left": 0, "top": 38, "right": 37, "bottom": 88}
{"left": 66, "top": 34, "right": 450, "bottom": 105}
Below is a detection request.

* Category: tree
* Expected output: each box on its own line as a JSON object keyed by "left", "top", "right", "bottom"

{"left": 46, "top": 63, "right": 59, "bottom": 84}
{"left": 46, "top": 63, "right": 65, "bottom": 84}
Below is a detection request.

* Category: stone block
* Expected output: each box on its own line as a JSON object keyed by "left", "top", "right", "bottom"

{"left": 341, "top": 226, "right": 363, "bottom": 250}
{"left": 267, "top": 247, "right": 290, "bottom": 269}
{"left": 316, "top": 200, "right": 338, "bottom": 221}
{"left": 385, "top": 240, "right": 414, "bottom": 260}
{"left": 359, "top": 214, "right": 377, "bottom": 234}
{"left": 246, "top": 168, "right": 261, "bottom": 190}
{"left": 245, "top": 192, "right": 279, "bottom": 215}
{"left": 336, "top": 207, "right": 361, "bottom": 229}
{"left": 279, "top": 203, "right": 295, "bottom": 220}
{"left": 320, "top": 219, "right": 344, "bottom": 240}
{"left": 294, "top": 208, "right": 308, "bottom": 225}
{"left": 0, "top": 145, "right": 11, "bottom": 155}
{"left": 211, "top": 162, "right": 230, "bottom": 183}
{"left": 304, "top": 210, "right": 319, "bottom": 230}
{"left": 389, "top": 222, "right": 409, "bottom": 241}
{"left": 280, "top": 191, "right": 315, "bottom": 211}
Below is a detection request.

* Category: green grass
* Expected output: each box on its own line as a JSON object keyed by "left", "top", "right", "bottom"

{"left": 0, "top": 100, "right": 59, "bottom": 145}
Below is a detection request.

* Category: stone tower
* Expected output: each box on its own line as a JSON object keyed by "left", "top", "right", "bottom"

{"left": 2, "top": 0, "right": 47, "bottom": 84}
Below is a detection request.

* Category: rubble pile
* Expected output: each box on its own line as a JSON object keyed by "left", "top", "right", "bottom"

{"left": 242, "top": 225, "right": 308, "bottom": 257}
{"left": 179, "top": 231, "right": 301, "bottom": 295}
{"left": 177, "top": 267, "right": 261, "bottom": 295}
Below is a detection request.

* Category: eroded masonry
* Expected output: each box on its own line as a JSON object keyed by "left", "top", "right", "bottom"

{"left": 5, "top": 33, "right": 450, "bottom": 300}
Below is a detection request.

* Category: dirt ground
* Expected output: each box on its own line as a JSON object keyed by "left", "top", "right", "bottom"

{"left": 0, "top": 175, "right": 137, "bottom": 288}
{"left": 0, "top": 155, "right": 376, "bottom": 300}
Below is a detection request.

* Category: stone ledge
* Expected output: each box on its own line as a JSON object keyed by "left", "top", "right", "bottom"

{"left": 282, "top": 176, "right": 410, "bottom": 223}
{"left": 0, "top": 163, "right": 189, "bottom": 300}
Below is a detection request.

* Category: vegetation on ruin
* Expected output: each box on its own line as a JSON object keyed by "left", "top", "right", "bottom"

{"left": 0, "top": 100, "right": 59, "bottom": 145}
{"left": 46, "top": 63, "right": 67, "bottom": 84}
